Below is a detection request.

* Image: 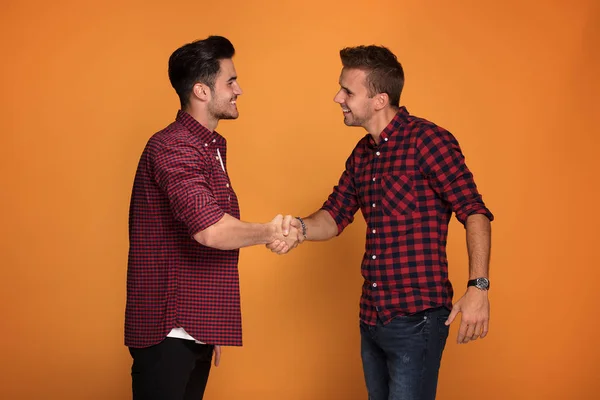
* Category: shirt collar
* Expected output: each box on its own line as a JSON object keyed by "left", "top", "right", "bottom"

{"left": 175, "top": 110, "right": 226, "bottom": 146}
{"left": 367, "top": 106, "right": 410, "bottom": 147}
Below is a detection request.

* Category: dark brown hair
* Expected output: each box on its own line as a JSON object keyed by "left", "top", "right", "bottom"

{"left": 340, "top": 45, "right": 404, "bottom": 107}
{"left": 168, "top": 36, "right": 235, "bottom": 108}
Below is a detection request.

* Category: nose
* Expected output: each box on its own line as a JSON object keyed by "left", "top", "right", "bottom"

{"left": 333, "top": 90, "right": 343, "bottom": 104}
{"left": 234, "top": 83, "right": 243, "bottom": 96}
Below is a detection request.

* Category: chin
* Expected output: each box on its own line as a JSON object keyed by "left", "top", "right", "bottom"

{"left": 219, "top": 112, "right": 239, "bottom": 120}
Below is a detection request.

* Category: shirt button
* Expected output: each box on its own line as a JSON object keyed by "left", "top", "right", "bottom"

{"left": 204, "top": 143, "right": 208, "bottom": 147}
{"left": 384, "top": 138, "right": 388, "bottom": 142}
{"left": 376, "top": 151, "right": 381, "bottom": 156}
{"left": 372, "top": 282, "right": 378, "bottom": 288}
{"left": 226, "top": 183, "right": 230, "bottom": 188}
{"left": 372, "top": 229, "right": 376, "bottom": 234}
{"left": 216, "top": 156, "right": 219, "bottom": 160}
{"left": 372, "top": 255, "right": 377, "bottom": 260}
{"left": 212, "top": 139, "right": 216, "bottom": 143}
{"left": 372, "top": 177, "right": 376, "bottom": 181}
{"left": 372, "top": 203, "right": 376, "bottom": 208}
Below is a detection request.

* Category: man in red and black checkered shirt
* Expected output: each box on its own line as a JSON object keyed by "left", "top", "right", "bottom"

{"left": 125, "top": 36, "right": 302, "bottom": 400}
{"left": 270, "top": 45, "right": 494, "bottom": 400}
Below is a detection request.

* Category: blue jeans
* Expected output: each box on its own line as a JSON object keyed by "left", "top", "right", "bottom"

{"left": 360, "top": 307, "right": 450, "bottom": 400}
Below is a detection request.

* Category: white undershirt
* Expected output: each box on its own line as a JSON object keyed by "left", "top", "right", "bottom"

{"left": 167, "top": 327, "right": 205, "bottom": 344}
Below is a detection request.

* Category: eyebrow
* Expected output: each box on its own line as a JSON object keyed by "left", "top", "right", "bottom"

{"left": 227, "top": 76, "right": 238, "bottom": 82}
{"left": 341, "top": 85, "right": 352, "bottom": 94}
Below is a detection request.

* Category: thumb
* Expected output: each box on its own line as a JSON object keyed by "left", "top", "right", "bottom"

{"left": 445, "top": 305, "right": 460, "bottom": 326}
{"left": 214, "top": 345, "right": 221, "bottom": 367}
{"left": 282, "top": 215, "right": 293, "bottom": 236}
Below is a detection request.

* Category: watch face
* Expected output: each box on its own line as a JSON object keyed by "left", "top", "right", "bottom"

{"left": 476, "top": 278, "right": 489, "bottom": 289}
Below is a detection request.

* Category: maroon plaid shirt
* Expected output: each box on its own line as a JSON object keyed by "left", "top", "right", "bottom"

{"left": 125, "top": 110, "right": 242, "bottom": 348}
{"left": 322, "top": 107, "right": 493, "bottom": 326}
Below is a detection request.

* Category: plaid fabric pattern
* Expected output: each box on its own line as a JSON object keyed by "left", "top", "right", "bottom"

{"left": 125, "top": 110, "right": 242, "bottom": 348}
{"left": 322, "top": 107, "right": 493, "bottom": 326}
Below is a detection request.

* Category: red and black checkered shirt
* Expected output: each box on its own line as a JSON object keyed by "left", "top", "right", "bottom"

{"left": 322, "top": 107, "right": 494, "bottom": 326}
{"left": 125, "top": 110, "right": 242, "bottom": 348}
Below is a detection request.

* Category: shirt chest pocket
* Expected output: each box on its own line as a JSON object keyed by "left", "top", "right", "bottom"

{"left": 380, "top": 174, "right": 417, "bottom": 217}
{"left": 207, "top": 169, "right": 231, "bottom": 210}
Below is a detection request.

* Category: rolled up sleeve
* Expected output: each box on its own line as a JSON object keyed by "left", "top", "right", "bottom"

{"left": 321, "top": 154, "right": 360, "bottom": 235}
{"left": 152, "top": 141, "right": 224, "bottom": 236}
{"left": 417, "top": 126, "right": 494, "bottom": 225}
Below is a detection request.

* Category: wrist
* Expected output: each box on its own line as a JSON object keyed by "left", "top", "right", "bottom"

{"left": 467, "top": 286, "right": 488, "bottom": 294}
{"left": 265, "top": 222, "right": 278, "bottom": 244}
{"left": 295, "top": 217, "right": 307, "bottom": 238}
{"left": 467, "top": 277, "right": 490, "bottom": 291}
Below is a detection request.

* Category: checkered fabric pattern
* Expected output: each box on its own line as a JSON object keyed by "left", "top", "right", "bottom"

{"left": 321, "top": 107, "right": 494, "bottom": 326}
{"left": 125, "top": 110, "right": 242, "bottom": 348}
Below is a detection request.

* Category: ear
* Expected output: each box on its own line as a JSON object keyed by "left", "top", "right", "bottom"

{"left": 374, "top": 93, "right": 389, "bottom": 111}
{"left": 192, "top": 82, "right": 210, "bottom": 102}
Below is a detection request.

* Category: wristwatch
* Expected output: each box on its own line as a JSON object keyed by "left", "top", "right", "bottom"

{"left": 467, "top": 277, "right": 490, "bottom": 290}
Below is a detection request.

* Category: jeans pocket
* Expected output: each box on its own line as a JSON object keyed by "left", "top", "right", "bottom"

{"left": 388, "top": 314, "right": 428, "bottom": 339}
{"left": 436, "top": 313, "right": 450, "bottom": 353}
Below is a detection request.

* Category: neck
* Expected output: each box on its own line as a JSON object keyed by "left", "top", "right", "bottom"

{"left": 183, "top": 106, "right": 218, "bottom": 132}
{"left": 365, "top": 106, "right": 399, "bottom": 144}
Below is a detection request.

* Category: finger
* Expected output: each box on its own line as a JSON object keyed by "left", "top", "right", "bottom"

{"left": 277, "top": 244, "right": 290, "bottom": 255}
{"left": 470, "top": 322, "right": 483, "bottom": 341}
{"left": 270, "top": 240, "right": 283, "bottom": 252}
{"left": 480, "top": 319, "right": 489, "bottom": 339}
{"left": 462, "top": 323, "right": 475, "bottom": 344}
{"left": 214, "top": 345, "right": 221, "bottom": 367}
{"left": 276, "top": 242, "right": 288, "bottom": 253}
{"left": 271, "top": 241, "right": 286, "bottom": 254}
{"left": 445, "top": 306, "right": 459, "bottom": 326}
{"left": 456, "top": 319, "right": 469, "bottom": 344}
{"left": 287, "top": 233, "right": 299, "bottom": 248}
{"left": 266, "top": 240, "right": 281, "bottom": 251}
{"left": 295, "top": 228, "right": 306, "bottom": 244}
{"left": 272, "top": 214, "right": 283, "bottom": 224}
{"left": 282, "top": 215, "right": 294, "bottom": 236}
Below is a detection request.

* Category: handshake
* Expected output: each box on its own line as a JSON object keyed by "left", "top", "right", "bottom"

{"left": 266, "top": 214, "right": 305, "bottom": 255}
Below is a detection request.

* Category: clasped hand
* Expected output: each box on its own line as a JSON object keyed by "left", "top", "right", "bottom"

{"left": 266, "top": 214, "right": 304, "bottom": 255}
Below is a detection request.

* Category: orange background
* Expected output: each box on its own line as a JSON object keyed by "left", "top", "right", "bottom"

{"left": 1, "top": 0, "right": 598, "bottom": 399}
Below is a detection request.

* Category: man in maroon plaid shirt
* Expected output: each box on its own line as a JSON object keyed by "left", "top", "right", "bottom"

{"left": 270, "top": 45, "right": 494, "bottom": 399}
{"left": 125, "top": 36, "right": 302, "bottom": 400}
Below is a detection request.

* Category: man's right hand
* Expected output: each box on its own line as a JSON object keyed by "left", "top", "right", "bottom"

{"left": 267, "top": 215, "right": 304, "bottom": 255}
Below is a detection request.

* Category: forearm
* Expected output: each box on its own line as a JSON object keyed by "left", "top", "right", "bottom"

{"left": 302, "top": 209, "right": 339, "bottom": 241}
{"left": 194, "top": 214, "right": 276, "bottom": 250}
{"left": 465, "top": 213, "right": 491, "bottom": 279}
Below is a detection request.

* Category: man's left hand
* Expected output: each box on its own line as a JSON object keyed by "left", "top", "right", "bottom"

{"left": 445, "top": 287, "right": 490, "bottom": 344}
{"left": 213, "top": 345, "right": 221, "bottom": 367}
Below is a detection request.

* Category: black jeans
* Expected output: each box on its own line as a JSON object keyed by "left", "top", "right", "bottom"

{"left": 360, "top": 307, "right": 450, "bottom": 400}
{"left": 129, "top": 338, "right": 214, "bottom": 400}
